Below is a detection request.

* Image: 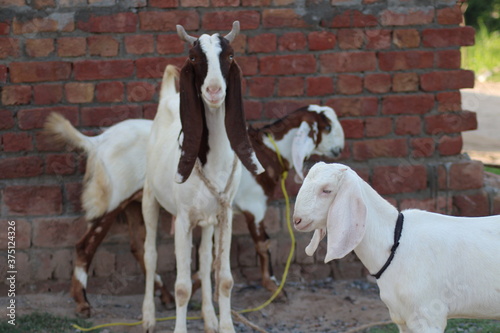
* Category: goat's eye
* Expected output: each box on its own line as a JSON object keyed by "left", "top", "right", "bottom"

{"left": 324, "top": 125, "right": 332, "bottom": 133}
{"left": 190, "top": 56, "right": 196, "bottom": 62}
{"left": 322, "top": 189, "right": 332, "bottom": 194}
{"left": 229, "top": 54, "right": 234, "bottom": 61}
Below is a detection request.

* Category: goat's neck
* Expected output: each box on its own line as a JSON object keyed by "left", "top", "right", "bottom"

{"left": 203, "top": 104, "right": 235, "bottom": 174}
{"left": 353, "top": 182, "right": 400, "bottom": 276}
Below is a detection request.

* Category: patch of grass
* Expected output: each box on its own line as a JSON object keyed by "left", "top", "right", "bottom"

{"left": 367, "top": 319, "right": 500, "bottom": 333}
{"left": 484, "top": 165, "right": 500, "bottom": 175}
{"left": 462, "top": 20, "right": 500, "bottom": 81}
{"left": 0, "top": 312, "right": 100, "bottom": 333}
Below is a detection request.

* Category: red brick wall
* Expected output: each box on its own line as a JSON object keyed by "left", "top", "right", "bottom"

{"left": 0, "top": 0, "right": 489, "bottom": 294}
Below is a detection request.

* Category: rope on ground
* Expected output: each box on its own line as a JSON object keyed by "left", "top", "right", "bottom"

{"left": 232, "top": 310, "right": 269, "bottom": 333}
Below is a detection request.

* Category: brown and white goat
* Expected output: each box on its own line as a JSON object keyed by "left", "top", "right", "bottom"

{"left": 43, "top": 112, "right": 173, "bottom": 317}
{"left": 233, "top": 104, "right": 344, "bottom": 294}
{"left": 141, "top": 22, "right": 264, "bottom": 333}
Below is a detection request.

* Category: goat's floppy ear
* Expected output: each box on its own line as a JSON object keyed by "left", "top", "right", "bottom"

{"left": 292, "top": 121, "right": 316, "bottom": 182}
{"left": 176, "top": 59, "right": 205, "bottom": 184}
{"left": 325, "top": 169, "right": 367, "bottom": 263}
{"left": 225, "top": 61, "right": 264, "bottom": 175}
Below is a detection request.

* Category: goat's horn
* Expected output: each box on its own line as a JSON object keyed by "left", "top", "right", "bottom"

{"left": 224, "top": 21, "right": 240, "bottom": 43}
{"left": 176, "top": 25, "right": 197, "bottom": 45}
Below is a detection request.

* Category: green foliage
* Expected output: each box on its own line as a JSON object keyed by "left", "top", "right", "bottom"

{"left": 484, "top": 165, "right": 500, "bottom": 175}
{"left": 465, "top": 0, "right": 500, "bottom": 32}
{"left": 0, "top": 312, "right": 100, "bottom": 333}
{"left": 367, "top": 319, "right": 500, "bottom": 333}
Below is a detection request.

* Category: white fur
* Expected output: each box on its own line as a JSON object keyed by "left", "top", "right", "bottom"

{"left": 293, "top": 162, "right": 500, "bottom": 333}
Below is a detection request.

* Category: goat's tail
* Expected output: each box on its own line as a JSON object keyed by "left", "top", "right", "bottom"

{"left": 44, "top": 113, "right": 94, "bottom": 152}
{"left": 159, "top": 64, "right": 179, "bottom": 100}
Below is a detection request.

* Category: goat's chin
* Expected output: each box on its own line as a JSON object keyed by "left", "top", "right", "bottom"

{"left": 203, "top": 95, "right": 225, "bottom": 109}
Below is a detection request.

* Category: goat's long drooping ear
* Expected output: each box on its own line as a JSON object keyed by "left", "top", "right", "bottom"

{"left": 292, "top": 121, "right": 316, "bottom": 181}
{"left": 225, "top": 60, "right": 264, "bottom": 175}
{"left": 324, "top": 169, "right": 367, "bottom": 263}
{"left": 176, "top": 59, "right": 205, "bottom": 184}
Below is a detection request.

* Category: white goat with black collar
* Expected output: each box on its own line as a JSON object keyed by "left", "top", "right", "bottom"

{"left": 141, "top": 22, "right": 264, "bottom": 333}
{"left": 293, "top": 162, "right": 500, "bottom": 333}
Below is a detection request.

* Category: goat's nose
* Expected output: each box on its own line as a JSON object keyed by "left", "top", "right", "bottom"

{"left": 206, "top": 86, "right": 221, "bottom": 95}
{"left": 294, "top": 218, "right": 302, "bottom": 226}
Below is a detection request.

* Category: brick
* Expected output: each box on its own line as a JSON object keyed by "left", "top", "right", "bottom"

{"left": 33, "top": 83, "right": 63, "bottom": 105}
{"left": 248, "top": 33, "right": 276, "bottom": 53}
{"left": 325, "top": 11, "right": 351, "bottom": 28}
{"left": 438, "top": 135, "right": 462, "bottom": 156}
{"left": 150, "top": 0, "right": 178, "bottom": 6}
{"left": 382, "top": 94, "right": 434, "bottom": 115}
{"left": 437, "top": 91, "right": 461, "bottom": 112}
{"left": 278, "top": 32, "right": 306, "bottom": 51}
{"left": 338, "top": 29, "right": 365, "bottom": 49}
{"left": 46, "top": 153, "right": 76, "bottom": 175}
{"left": 0, "top": 38, "right": 20, "bottom": 58}
{"left": 352, "top": 9, "right": 378, "bottom": 27}
{"left": 25, "top": 38, "right": 54, "bottom": 57}
{"left": 365, "top": 117, "right": 392, "bottom": 137}
{"left": 140, "top": 11, "right": 199, "bottom": 31}
{"left": 372, "top": 165, "right": 427, "bottom": 195}
{"left": 157, "top": 34, "right": 184, "bottom": 54}
{"left": 127, "top": 81, "right": 156, "bottom": 102}
{"left": 422, "top": 27, "right": 475, "bottom": 48}
{"left": 135, "top": 56, "right": 185, "bottom": 78}
{"left": 446, "top": 161, "right": 485, "bottom": 190}
{"left": 0, "top": 65, "right": 6, "bottom": 82}
{"left": 260, "top": 54, "right": 316, "bottom": 75}
{"left": 326, "top": 96, "right": 378, "bottom": 117}
{"left": 380, "top": 7, "right": 434, "bottom": 26}
{"left": 212, "top": 0, "right": 240, "bottom": 6}
{"left": 0, "top": 22, "right": 10, "bottom": 35}
{"left": 436, "top": 49, "right": 461, "bottom": 69}
{"left": 340, "top": 119, "right": 364, "bottom": 139}
{"left": 81, "top": 105, "right": 142, "bottom": 126}
{"left": 411, "top": 137, "right": 435, "bottom": 158}
{"left": 65, "top": 182, "right": 83, "bottom": 213}
{"left": 13, "top": 13, "right": 74, "bottom": 34}
{"left": 353, "top": 138, "right": 407, "bottom": 161}
{"left": 203, "top": 11, "right": 260, "bottom": 30}
{"left": 18, "top": 106, "right": 78, "bottom": 130}
{"left": 308, "top": 31, "right": 336, "bottom": 51}
{"left": 437, "top": 6, "right": 463, "bottom": 25}
{"left": 180, "top": 0, "right": 207, "bottom": 6}
{"left": 243, "top": 100, "right": 262, "bottom": 120}
{"left": 33, "top": 0, "right": 55, "bottom": 8}
{"left": 0, "top": 0, "right": 25, "bottom": 6}
{"left": 306, "top": 76, "right": 334, "bottom": 96}
{"left": 392, "top": 72, "right": 419, "bottom": 92}
{"left": 264, "top": 100, "right": 319, "bottom": 119}
{"left": 59, "top": 0, "right": 86, "bottom": 6}
{"left": 421, "top": 70, "right": 474, "bottom": 91}
{"left": 231, "top": 34, "right": 246, "bottom": 54}
{"left": 364, "top": 73, "right": 391, "bottom": 94}
{"left": 242, "top": 0, "right": 270, "bottom": 5}
{"left": 425, "top": 111, "right": 477, "bottom": 135}
{"left": 0, "top": 109, "right": 14, "bottom": 129}
{"left": 366, "top": 29, "right": 391, "bottom": 49}
{"left": 453, "top": 191, "right": 489, "bottom": 217}
{"left": 247, "top": 77, "right": 275, "bottom": 97}
{"left": 65, "top": 82, "right": 94, "bottom": 103}
{"left": 0, "top": 219, "right": 31, "bottom": 250}
{"left": 96, "top": 81, "right": 124, "bottom": 103}
{"left": 10, "top": 61, "right": 71, "bottom": 83}
{"left": 337, "top": 74, "right": 362, "bottom": 95}
{"left": 320, "top": 52, "right": 376, "bottom": 73}
{"left": 236, "top": 56, "right": 258, "bottom": 76}
{"left": 400, "top": 196, "right": 451, "bottom": 214}
{"left": 88, "top": 35, "right": 119, "bottom": 57}
{"left": 33, "top": 217, "right": 86, "bottom": 247}
{"left": 74, "top": 60, "right": 134, "bottom": 81}
{"left": 277, "top": 77, "right": 304, "bottom": 97}
{"left": 2, "top": 132, "right": 33, "bottom": 152}
{"left": 395, "top": 116, "right": 421, "bottom": 136}
{"left": 393, "top": 29, "right": 420, "bottom": 48}
{"left": 263, "top": 9, "right": 307, "bottom": 28}
{"left": 143, "top": 103, "right": 158, "bottom": 119}
{"left": 379, "top": 51, "right": 433, "bottom": 71}
{"left": 0, "top": 156, "right": 43, "bottom": 179}
{"left": 57, "top": 37, "right": 86, "bottom": 57}
{"left": 1, "top": 85, "right": 32, "bottom": 105}
{"left": 78, "top": 12, "right": 137, "bottom": 33}
{"left": 123, "top": 34, "right": 154, "bottom": 55}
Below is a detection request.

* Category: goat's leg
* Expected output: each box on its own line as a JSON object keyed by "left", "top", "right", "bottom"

{"left": 243, "top": 211, "right": 285, "bottom": 298}
{"left": 125, "top": 201, "right": 175, "bottom": 309}
{"left": 173, "top": 213, "right": 193, "bottom": 333}
{"left": 141, "top": 184, "right": 160, "bottom": 333}
{"left": 71, "top": 213, "right": 116, "bottom": 318}
{"left": 216, "top": 208, "right": 236, "bottom": 333}
{"left": 199, "top": 225, "right": 218, "bottom": 333}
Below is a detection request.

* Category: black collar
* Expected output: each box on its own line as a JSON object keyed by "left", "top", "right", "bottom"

{"left": 371, "top": 212, "right": 404, "bottom": 279}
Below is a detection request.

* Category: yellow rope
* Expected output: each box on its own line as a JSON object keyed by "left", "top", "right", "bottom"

{"left": 72, "top": 133, "right": 295, "bottom": 332}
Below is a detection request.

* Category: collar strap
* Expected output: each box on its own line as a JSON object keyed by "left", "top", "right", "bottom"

{"left": 371, "top": 212, "right": 404, "bottom": 280}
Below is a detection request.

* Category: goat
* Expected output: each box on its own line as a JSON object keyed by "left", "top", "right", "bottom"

{"left": 233, "top": 104, "right": 344, "bottom": 295}
{"left": 141, "top": 22, "right": 264, "bottom": 333}
{"left": 43, "top": 112, "right": 174, "bottom": 318}
{"left": 293, "top": 162, "right": 500, "bottom": 333}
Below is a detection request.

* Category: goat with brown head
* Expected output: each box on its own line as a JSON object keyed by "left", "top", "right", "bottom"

{"left": 176, "top": 21, "right": 264, "bottom": 183}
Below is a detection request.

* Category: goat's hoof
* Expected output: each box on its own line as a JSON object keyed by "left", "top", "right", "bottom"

{"left": 75, "top": 303, "right": 91, "bottom": 318}
{"left": 159, "top": 294, "right": 175, "bottom": 310}
{"left": 263, "top": 280, "right": 288, "bottom": 302}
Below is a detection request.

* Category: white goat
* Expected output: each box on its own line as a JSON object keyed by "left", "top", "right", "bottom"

{"left": 293, "top": 162, "right": 500, "bottom": 333}
{"left": 141, "top": 22, "right": 264, "bottom": 333}
{"left": 43, "top": 113, "right": 173, "bottom": 317}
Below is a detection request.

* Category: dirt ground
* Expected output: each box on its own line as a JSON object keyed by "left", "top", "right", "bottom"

{"left": 3, "top": 278, "right": 392, "bottom": 333}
